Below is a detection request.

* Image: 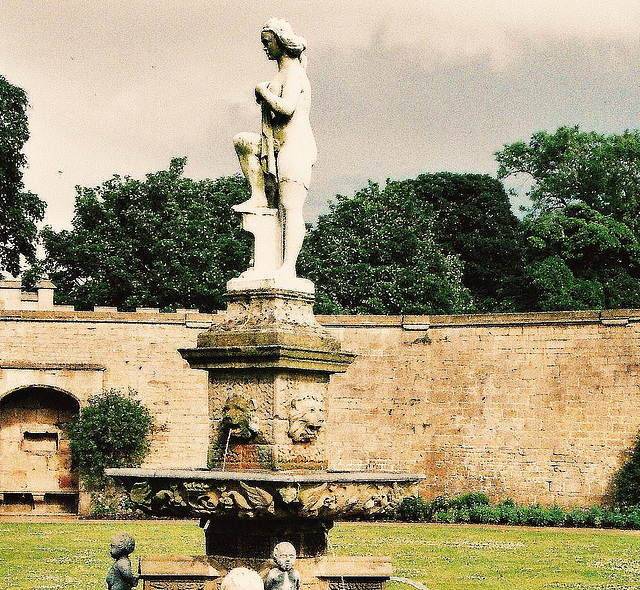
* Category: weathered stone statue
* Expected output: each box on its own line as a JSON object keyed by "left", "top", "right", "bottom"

{"left": 106, "top": 533, "right": 139, "bottom": 590}
{"left": 232, "top": 18, "right": 316, "bottom": 288}
{"left": 264, "top": 542, "right": 300, "bottom": 590}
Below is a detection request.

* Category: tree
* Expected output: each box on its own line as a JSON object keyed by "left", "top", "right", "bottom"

{"left": 0, "top": 75, "right": 46, "bottom": 275}
{"left": 518, "top": 203, "right": 640, "bottom": 310}
{"left": 66, "top": 389, "right": 154, "bottom": 490}
{"left": 409, "top": 173, "right": 524, "bottom": 312}
{"left": 495, "top": 126, "right": 640, "bottom": 226}
{"left": 299, "top": 180, "right": 473, "bottom": 315}
{"left": 39, "top": 158, "right": 251, "bottom": 312}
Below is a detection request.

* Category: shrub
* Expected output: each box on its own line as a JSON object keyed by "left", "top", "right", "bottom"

{"left": 613, "top": 432, "right": 640, "bottom": 508}
{"left": 523, "top": 504, "right": 550, "bottom": 527}
{"left": 565, "top": 508, "right": 589, "bottom": 527}
{"left": 396, "top": 491, "right": 640, "bottom": 530}
{"left": 90, "top": 490, "right": 141, "bottom": 518}
{"left": 548, "top": 505, "right": 566, "bottom": 527}
{"left": 434, "top": 508, "right": 458, "bottom": 523}
{"left": 430, "top": 495, "right": 451, "bottom": 513}
{"left": 587, "top": 506, "right": 604, "bottom": 528}
{"left": 469, "top": 504, "right": 501, "bottom": 524}
{"left": 450, "top": 492, "right": 490, "bottom": 509}
{"left": 399, "top": 496, "right": 429, "bottom": 521}
{"left": 66, "top": 388, "right": 155, "bottom": 490}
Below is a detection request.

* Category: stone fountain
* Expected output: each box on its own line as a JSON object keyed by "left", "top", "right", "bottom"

{"left": 108, "top": 18, "right": 423, "bottom": 590}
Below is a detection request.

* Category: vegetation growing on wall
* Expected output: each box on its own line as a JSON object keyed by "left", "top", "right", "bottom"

{"left": 613, "top": 431, "right": 640, "bottom": 508}
{"left": 66, "top": 388, "right": 155, "bottom": 490}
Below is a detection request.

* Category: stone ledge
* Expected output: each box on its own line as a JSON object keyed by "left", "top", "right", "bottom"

{"left": 0, "top": 361, "right": 106, "bottom": 371}
{"left": 106, "top": 468, "right": 424, "bottom": 483}
{"left": 180, "top": 345, "right": 357, "bottom": 373}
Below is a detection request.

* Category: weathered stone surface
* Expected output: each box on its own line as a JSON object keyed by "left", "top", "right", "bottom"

{"left": 4, "top": 308, "right": 640, "bottom": 507}
{"left": 108, "top": 468, "right": 421, "bottom": 521}
{"left": 179, "top": 289, "right": 356, "bottom": 471}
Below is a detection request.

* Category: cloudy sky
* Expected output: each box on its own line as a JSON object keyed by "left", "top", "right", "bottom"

{"left": 3, "top": 0, "right": 640, "bottom": 229}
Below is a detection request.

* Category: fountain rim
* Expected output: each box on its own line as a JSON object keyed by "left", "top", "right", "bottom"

{"left": 106, "top": 468, "right": 425, "bottom": 484}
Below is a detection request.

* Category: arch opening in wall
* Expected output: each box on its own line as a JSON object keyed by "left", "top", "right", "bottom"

{"left": 0, "top": 386, "right": 80, "bottom": 514}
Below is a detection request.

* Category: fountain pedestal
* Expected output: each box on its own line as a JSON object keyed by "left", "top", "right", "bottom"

{"left": 179, "top": 287, "right": 355, "bottom": 473}
{"left": 109, "top": 288, "right": 423, "bottom": 589}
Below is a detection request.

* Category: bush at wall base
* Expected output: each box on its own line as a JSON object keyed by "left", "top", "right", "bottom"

{"left": 398, "top": 494, "right": 640, "bottom": 529}
{"left": 66, "top": 388, "right": 155, "bottom": 491}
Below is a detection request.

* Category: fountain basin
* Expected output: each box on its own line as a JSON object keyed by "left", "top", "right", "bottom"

{"left": 108, "top": 468, "right": 423, "bottom": 520}
{"left": 108, "top": 468, "right": 423, "bottom": 559}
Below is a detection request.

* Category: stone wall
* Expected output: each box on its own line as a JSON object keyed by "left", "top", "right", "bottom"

{"left": 1, "top": 307, "right": 639, "bottom": 506}
{"left": 0, "top": 310, "right": 214, "bottom": 474}
{"left": 321, "top": 310, "right": 640, "bottom": 506}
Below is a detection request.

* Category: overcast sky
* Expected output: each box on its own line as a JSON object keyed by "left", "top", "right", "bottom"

{"left": 3, "top": 0, "right": 640, "bottom": 229}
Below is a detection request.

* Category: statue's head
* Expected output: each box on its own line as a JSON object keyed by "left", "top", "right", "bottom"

{"left": 222, "top": 567, "right": 264, "bottom": 590}
{"left": 273, "top": 541, "right": 297, "bottom": 571}
{"left": 261, "top": 18, "right": 306, "bottom": 58}
{"left": 110, "top": 533, "right": 135, "bottom": 559}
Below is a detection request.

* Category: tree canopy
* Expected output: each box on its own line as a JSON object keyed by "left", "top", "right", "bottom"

{"left": 299, "top": 180, "right": 473, "bottom": 315}
{"left": 39, "top": 158, "right": 251, "bottom": 312}
{"left": 409, "top": 173, "right": 524, "bottom": 312}
{"left": 495, "top": 126, "right": 640, "bottom": 226}
{"left": 519, "top": 203, "right": 640, "bottom": 311}
{"left": 30, "top": 124, "right": 640, "bottom": 316}
{"left": 299, "top": 173, "right": 523, "bottom": 314}
{"left": 0, "top": 75, "right": 46, "bottom": 275}
{"left": 497, "top": 126, "right": 640, "bottom": 312}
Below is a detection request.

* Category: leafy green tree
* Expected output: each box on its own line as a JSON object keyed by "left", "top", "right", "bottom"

{"left": 495, "top": 126, "right": 640, "bottom": 226}
{"left": 67, "top": 389, "right": 154, "bottom": 490}
{"left": 38, "top": 158, "right": 251, "bottom": 312}
{"left": 299, "top": 180, "right": 473, "bottom": 315}
{"left": 0, "top": 75, "right": 46, "bottom": 275}
{"left": 518, "top": 203, "right": 640, "bottom": 310}
{"left": 409, "top": 173, "right": 524, "bottom": 312}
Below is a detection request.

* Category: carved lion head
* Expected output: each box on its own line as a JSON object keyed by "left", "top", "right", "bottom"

{"left": 287, "top": 395, "right": 325, "bottom": 442}
{"left": 220, "top": 394, "right": 259, "bottom": 439}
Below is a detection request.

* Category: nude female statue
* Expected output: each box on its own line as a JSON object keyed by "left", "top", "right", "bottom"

{"left": 233, "top": 18, "right": 317, "bottom": 280}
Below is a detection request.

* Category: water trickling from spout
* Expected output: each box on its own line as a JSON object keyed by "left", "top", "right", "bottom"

{"left": 222, "top": 428, "right": 232, "bottom": 471}
{"left": 324, "top": 523, "right": 347, "bottom": 590}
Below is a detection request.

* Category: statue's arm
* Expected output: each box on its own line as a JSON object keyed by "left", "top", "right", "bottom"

{"left": 116, "top": 559, "right": 139, "bottom": 587}
{"left": 264, "top": 570, "right": 277, "bottom": 590}
{"left": 256, "top": 73, "right": 303, "bottom": 117}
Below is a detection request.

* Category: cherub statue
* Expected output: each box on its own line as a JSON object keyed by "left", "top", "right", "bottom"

{"left": 264, "top": 542, "right": 300, "bottom": 590}
{"left": 106, "top": 533, "right": 139, "bottom": 590}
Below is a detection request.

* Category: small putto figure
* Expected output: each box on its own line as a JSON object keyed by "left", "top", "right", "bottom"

{"left": 264, "top": 542, "right": 300, "bottom": 590}
{"left": 106, "top": 533, "right": 139, "bottom": 590}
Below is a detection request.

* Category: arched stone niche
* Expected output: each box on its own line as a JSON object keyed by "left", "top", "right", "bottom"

{"left": 0, "top": 386, "right": 80, "bottom": 513}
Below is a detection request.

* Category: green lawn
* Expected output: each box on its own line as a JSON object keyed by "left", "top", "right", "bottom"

{"left": 1, "top": 520, "right": 639, "bottom": 590}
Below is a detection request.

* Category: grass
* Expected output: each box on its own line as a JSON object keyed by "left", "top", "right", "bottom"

{"left": 1, "top": 520, "right": 640, "bottom": 590}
